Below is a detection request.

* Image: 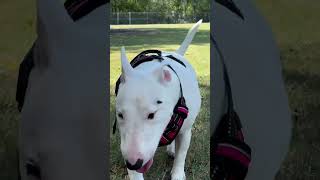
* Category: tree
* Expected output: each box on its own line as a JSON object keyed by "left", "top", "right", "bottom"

{"left": 111, "top": 0, "right": 210, "bottom": 22}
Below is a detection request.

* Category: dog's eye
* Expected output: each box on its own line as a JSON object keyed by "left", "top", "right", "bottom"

{"left": 118, "top": 113, "right": 123, "bottom": 119}
{"left": 147, "top": 113, "right": 155, "bottom": 120}
{"left": 157, "top": 100, "right": 163, "bottom": 104}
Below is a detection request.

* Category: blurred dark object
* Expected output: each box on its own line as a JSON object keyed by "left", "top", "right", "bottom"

{"left": 215, "top": 0, "right": 244, "bottom": 19}
{"left": 16, "top": 42, "right": 35, "bottom": 112}
{"left": 64, "top": 0, "right": 108, "bottom": 21}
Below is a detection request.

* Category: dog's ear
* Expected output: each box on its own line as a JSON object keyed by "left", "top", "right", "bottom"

{"left": 120, "top": 46, "right": 134, "bottom": 82}
{"left": 153, "top": 65, "right": 171, "bottom": 85}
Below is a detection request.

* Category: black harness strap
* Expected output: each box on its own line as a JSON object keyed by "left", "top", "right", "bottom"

{"left": 114, "top": 50, "right": 185, "bottom": 95}
{"left": 165, "top": 55, "right": 186, "bottom": 68}
{"left": 215, "top": 0, "right": 245, "bottom": 20}
{"left": 64, "top": 0, "right": 108, "bottom": 22}
{"left": 16, "top": 41, "right": 36, "bottom": 112}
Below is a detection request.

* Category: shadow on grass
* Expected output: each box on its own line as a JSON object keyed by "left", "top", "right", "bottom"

{"left": 0, "top": 87, "right": 19, "bottom": 180}
{"left": 283, "top": 69, "right": 320, "bottom": 93}
{"left": 110, "top": 28, "right": 210, "bottom": 52}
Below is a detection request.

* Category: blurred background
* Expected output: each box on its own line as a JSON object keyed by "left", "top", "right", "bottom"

{"left": 0, "top": 0, "right": 319, "bottom": 179}
{"left": 111, "top": 0, "right": 210, "bottom": 24}
{"left": 0, "top": 1, "right": 36, "bottom": 179}
{"left": 255, "top": 1, "right": 320, "bottom": 179}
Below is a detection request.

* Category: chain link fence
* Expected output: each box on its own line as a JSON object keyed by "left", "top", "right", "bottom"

{"left": 111, "top": 12, "right": 209, "bottom": 25}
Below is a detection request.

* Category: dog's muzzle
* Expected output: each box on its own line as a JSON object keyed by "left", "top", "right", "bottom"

{"left": 126, "top": 159, "right": 143, "bottom": 170}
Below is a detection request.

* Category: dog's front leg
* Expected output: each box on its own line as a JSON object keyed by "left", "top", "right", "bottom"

{"left": 127, "top": 169, "right": 144, "bottom": 180}
{"left": 171, "top": 129, "right": 192, "bottom": 180}
{"left": 166, "top": 139, "right": 175, "bottom": 158}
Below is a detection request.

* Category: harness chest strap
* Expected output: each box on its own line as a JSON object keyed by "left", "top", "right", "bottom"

{"left": 113, "top": 50, "right": 189, "bottom": 147}
{"left": 158, "top": 96, "right": 188, "bottom": 146}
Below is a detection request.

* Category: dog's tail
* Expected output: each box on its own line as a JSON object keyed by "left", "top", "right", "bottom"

{"left": 176, "top": 19, "right": 202, "bottom": 56}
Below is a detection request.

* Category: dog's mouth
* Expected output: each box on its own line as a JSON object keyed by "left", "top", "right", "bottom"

{"left": 136, "top": 158, "right": 153, "bottom": 173}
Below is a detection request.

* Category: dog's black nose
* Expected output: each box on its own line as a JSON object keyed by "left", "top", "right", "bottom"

{"left": 126, "top": 159, "right": 143, "bottom": 170}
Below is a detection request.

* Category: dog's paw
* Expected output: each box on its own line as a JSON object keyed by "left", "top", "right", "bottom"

{"left": 166, "top": 143, "right": 175, "bottom": 158}
{"left": 171, "top": 168, "right": 186, "bottom": 180}
{"left": 127, "top": 169, "right": 144, "bottom": 180}
{"left": 128, "top": 174, "right": 144, "bottom": 180}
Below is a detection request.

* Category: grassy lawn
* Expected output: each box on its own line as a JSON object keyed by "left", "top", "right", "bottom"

{"left": 109, "top": 23, "right": 210, "bottom": 179}
{"left": 0, "top": 1, "right": 36, "bottom": 179}
{"left": 255, "top": 0, "right": 320, "bottom": 179}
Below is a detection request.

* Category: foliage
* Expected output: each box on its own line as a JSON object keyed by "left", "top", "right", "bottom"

{"left": 111, "top": 0, "right": 210, "bottom": 22}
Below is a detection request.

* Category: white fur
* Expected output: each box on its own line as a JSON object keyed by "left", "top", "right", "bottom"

{"left": 116, "top": 20, "right": 202, "bottom": 180}
{"left": 19, "top": 1, "right": 107, "bottom": 180}
{"left": 176, "top": 19, "right": 203, "bottom": 55}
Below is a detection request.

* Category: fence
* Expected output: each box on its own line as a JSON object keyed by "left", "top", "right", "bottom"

{"left": 111, "top": 12, "right": 210, "bottom": 25}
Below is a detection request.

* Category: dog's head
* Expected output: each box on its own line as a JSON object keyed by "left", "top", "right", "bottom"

{"left": 116, "top": 47, "right": 180, "bottom": 172}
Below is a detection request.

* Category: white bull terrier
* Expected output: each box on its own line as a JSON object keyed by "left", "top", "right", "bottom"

{"left": 115, "top": 20, "right": 203, "bottom": 180}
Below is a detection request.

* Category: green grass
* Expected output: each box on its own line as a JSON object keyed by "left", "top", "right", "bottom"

{"left": 254, "top": 0, "right": 320, "bottom": 179}
{"left": 110, "top": 23, "right": 210, "bottom": 179}
{"left": 0, "top": 0, "right": 36, "bottom": 179}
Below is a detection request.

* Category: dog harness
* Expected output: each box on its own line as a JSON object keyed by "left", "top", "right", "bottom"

{"left": 211, "top": 1, "right": 252, "bottom": 179}
{"left": 113, "top": 50, "right": 189, "bottom": 147}
{"left": 211, "top": 35, "right": 252, "bottom": 180}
